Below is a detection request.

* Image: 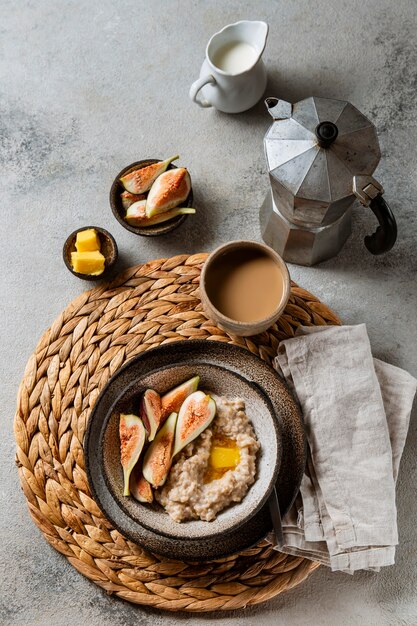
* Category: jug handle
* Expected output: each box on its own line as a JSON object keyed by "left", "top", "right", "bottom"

{"left": 189, "top": 75, "right": 216, "bottom": 108}
{"left": 353, "top": 175, "right": 397, "bottom": 254}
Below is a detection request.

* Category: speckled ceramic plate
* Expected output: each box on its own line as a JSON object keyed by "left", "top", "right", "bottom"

{"left": 85, "top": 341, "right": 306, "bottom": 561}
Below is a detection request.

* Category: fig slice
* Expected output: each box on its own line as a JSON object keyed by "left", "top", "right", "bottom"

{"left": 120, "top": 155, "right": 179, "bottom": 194}
{"left": 139, "top": 388, "right": 163, "bottom": 442}
{"left": 125, "top": 202, "right": 195, "bottom": 227}
{"left": 124, "top": 199, "right": 146, "bottom": 225}
{"left": 130, "top": 463, "right": 153, "bottom": 503}
{"left": 161, "top": 375, "right": 200, "bottom": 420}
{"left": 146, "top": 167, "right": 191, "bottom": 217}
{"left": 119, "top": 414, "right": 146, "bottom": 497}
{"left": 121, "top": 190, "right": 146, "bottom": 210}
{"left": 173, "top": 391, "right": 216, "bottom": 457}
{"left": 142, "top": 412, "right": 178, "bottom": 488}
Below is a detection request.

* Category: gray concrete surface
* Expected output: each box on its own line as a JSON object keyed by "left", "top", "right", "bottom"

{"left": 1, "top": 0, "right": 416, "bottom": 624}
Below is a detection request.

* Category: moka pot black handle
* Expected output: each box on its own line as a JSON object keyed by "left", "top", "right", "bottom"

{"left": 365, "top": 194, "right": 397, "bottom": 255}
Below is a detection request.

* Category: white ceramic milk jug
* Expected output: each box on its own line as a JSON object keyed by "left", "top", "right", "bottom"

{"left": 189, "top": 21, "right": 269, "bottom": 114}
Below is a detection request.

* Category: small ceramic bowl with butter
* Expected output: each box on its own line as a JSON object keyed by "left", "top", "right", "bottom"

{"left": 63, "top": 226, "right": 118, "bottom": 281}
{"left": 200, "top": 240, "right": 291, "bottom": 337}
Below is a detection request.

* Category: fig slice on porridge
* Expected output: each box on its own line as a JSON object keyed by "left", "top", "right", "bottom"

{"left": 130, "top": 463, "right": 153, "bottom": 504}
{"left": 119, "top": 414, "right": 146, "bottom": 497}
{"left": 173, "top": 391, "right": 216, "bottom": 457}
{"left": 139, "top": 388, "right": 163, "bottom": 442}
{"left": 160, "top": 375, "right": 200, "bottom": 420}
{"left": 142, "top": 411, "right": 178, "bottom": 488}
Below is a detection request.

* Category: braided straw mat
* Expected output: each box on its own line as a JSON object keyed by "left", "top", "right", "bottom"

{"left": 14, "top": 253, "right": 341, "bottom": 612}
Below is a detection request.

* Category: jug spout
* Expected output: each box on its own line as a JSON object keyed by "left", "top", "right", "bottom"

{"left": 246, "top": 20, "right": 269, "bottom": 55}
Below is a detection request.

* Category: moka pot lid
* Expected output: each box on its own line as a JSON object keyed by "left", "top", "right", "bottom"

{"left": 264, "top": 96, "right": 381, "bottom": 206}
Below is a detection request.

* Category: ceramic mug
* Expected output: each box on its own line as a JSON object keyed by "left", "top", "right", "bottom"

{"left": 200, "top": 240, "right": 290, "bottom": 337}
{"left": 189, "top": 21, "right": 268, "bottom": 114}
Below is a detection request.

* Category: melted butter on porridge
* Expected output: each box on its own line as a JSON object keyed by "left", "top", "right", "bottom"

{"left": 155, "top": 395, "right": 260, "bottom": 522}
{"left": 204, "top": 435, "right": 240, "bottom": 483}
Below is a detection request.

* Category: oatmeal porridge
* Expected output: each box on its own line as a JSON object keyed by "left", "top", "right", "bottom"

{"left": 155, "top": 394, "right": 260, "bottom": 522}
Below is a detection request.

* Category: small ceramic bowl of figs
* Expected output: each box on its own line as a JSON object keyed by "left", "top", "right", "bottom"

{"left": 110, "top": 156, "right": 195, "bottom": 237}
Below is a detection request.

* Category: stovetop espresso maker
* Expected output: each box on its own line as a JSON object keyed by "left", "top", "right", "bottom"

{"left": 259, "top": 96, "right": 397, "bottom": 265}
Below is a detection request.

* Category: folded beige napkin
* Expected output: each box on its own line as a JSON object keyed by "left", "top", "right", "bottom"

{"left": 270, "top": 324, "right": 417, "bottom": 574}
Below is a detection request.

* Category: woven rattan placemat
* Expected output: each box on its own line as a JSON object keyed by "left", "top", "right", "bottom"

{"left": 14, "top": 253, "right": 340, "bottom": 612}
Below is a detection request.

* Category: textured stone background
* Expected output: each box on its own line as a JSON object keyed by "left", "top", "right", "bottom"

{"left": 1, "top": 1, "right": 416, "bottom": 624}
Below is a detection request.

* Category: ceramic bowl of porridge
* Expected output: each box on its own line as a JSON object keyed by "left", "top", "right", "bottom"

{"left": 100, "top": 364, "right": 281, "bottom": 541}
{"left": 85, "top": 343, "right": 284, "bottom": 552}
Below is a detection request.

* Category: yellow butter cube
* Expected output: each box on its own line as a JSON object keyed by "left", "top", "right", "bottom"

{"left": 75, "top": 229, "right": 100, "bottom": 252}
{"left": 71, "top": 250, "right": 105, "bottom": 275}
{"left": 209, "top": 446, "right": 240, "bottom": 469}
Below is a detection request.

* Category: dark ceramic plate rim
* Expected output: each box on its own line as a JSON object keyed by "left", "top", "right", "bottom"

{"left": 100, "top": 361, "right": 282, "bottom": 540}
{"left": 109, "top": 159, "right": 193, "bottom": 237}
{"left": 62, "top": 226, "right": 118, "bottom": 281}
{"left": 85, "top": 340, "right": 307, "bottom": 560}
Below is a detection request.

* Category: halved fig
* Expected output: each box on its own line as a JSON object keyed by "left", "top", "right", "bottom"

{"left": 126, "top": 202, "right": 195, "bottom": 227}
{"left": 142, "top": 412, "right": 177, "bottom": 488}
{"left": 120, "top": 155, "right": 179, "bottom": 194}
{"left": 121, "top": 190, "right": 146, "bottom": 210}
{"left": 119, "top": 414, "right": 146, "bottom": 496}
{"left": 139, "top": 388, "right": 163, "bottom": 442}
{"left": 161, "top": 375, "right": 200, "bottom": 420}
{"left": 146, "top": 167, "right": 191, "bottom": 217}
{"left": 173, "top": 391, "right": 216, "bottom": 457}
{"left": 130, "top": 464, "right": 153, "bottom": 503}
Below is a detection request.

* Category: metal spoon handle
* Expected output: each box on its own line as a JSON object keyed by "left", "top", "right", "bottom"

{"left": 268, "top": 487, "right": 284, "bottom": 549}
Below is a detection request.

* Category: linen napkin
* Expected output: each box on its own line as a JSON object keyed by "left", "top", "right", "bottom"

{"left": 270, "top": 324, "right": 417, "bottom": 574}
